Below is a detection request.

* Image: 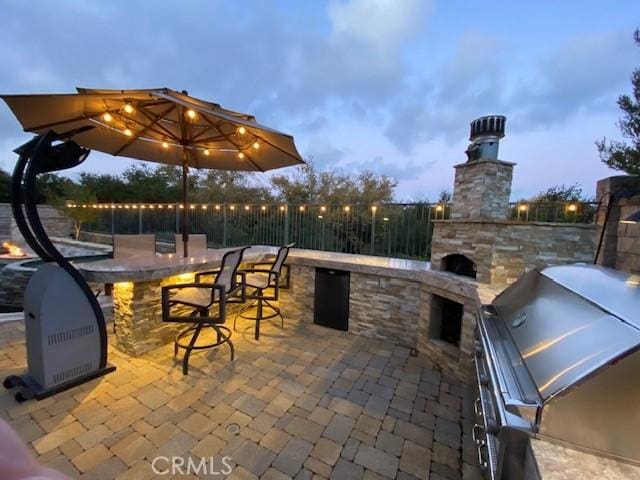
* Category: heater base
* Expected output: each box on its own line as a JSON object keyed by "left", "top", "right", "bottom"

{"left": 3, "top": 365, "right": 116, "bottom": 403}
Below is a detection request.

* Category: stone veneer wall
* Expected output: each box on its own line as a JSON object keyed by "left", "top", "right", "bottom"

{"left": 349, "top": 273, "right": 421, "bottom": 348}
{"left": 417, "top": 274, "right": 479, "bottom": 382}
{"left": 113, "top": 271, "right": 247, "bottom": 356}
{"left": 616, "top": 197, "right": 640, "bottom": 274}
{"left": 431, "top": 220, "right": 596, "bottom": 285}
{"left": 277, "top": 265, "right": 315, "bottom": 324}
{"left": 0, "top": 203, "right": 70, "bottom": 242}
{"left": 450, "top": 159, "right": 514, "bottom": 220}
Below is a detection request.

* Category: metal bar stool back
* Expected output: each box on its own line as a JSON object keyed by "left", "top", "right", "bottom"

{"left": 235, "top": 243, "right": 294, "bottom": 340}
{"left": 161, "top": 246, "right": 249, "bottom": 374}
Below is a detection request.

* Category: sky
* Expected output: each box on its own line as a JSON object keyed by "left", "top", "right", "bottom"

{"left": 0, "top": 0, "right": 638, "bottom": 201}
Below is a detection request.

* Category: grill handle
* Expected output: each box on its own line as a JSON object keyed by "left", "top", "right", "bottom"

{"left": 472, "top": 423, "right": 485, "bottom": 445}
{"left": 477, "top": 441, "right": 489, "bottom": 470}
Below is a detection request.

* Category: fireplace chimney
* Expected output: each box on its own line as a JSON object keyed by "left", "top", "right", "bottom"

{"left": 465, "top": 115, "right": 506, "bottom": 162}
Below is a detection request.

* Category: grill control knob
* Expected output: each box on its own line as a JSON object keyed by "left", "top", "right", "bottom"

{"left": 475, "top": 345, "right": 483, "bottom": 357}
{"left": 479, "top": 374, "right": 489, "bottom": 386}
{"left": 485, "top": 419, "right": 499, "bottom": 435}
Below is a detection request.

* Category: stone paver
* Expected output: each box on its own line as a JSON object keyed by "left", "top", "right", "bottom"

{"left": 0, "top": 316, "right": 478, "bottom": 480}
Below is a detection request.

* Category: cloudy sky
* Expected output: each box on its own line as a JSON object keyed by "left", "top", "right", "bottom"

{"left": 0, "top": 0, "right": 638, "bottom": 200}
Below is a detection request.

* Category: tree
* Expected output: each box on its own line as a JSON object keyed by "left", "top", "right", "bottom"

{"left": 58, "top": 184, "right": 99, "bottom": 239}
{"left": 529, "top": 183, "right": 592, "bottom": 202}
{"left": 596, "top": 29, "right": 640, "bottom": 175}
{"left": 438, "top": 189, "right": 452, "bottom": 203}
{"left": 270, "top": 162, "right": 397, "bottom": 204}
{"left": 193, "top": 170, "right": 273, "bottom": 203}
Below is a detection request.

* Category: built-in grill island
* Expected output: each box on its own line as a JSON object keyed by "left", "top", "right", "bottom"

{"left": 474, "top": 264, "right": 640, "bottom": 479}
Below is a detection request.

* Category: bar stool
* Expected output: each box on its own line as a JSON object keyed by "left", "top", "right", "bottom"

{"left": 161, "top": 246, "right": 248, "bottom": 374}
{"left": 235, "top": 243, "right": 294, "bottom": 340}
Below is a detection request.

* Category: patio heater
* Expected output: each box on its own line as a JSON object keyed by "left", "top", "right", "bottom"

{"left": 3, "top": 128, "right": 115, "bottom": 402}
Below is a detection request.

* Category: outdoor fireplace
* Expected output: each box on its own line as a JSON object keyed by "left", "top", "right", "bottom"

{"left": 442, "top": 254, "right": 477, "bottom": 279}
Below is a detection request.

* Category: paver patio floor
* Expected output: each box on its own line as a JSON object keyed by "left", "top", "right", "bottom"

{"left": 0, "top": 316, "right": 482, "bottom": 479}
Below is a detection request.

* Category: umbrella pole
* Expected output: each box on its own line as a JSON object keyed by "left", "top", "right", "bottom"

{"left": 181, "top": 149, "right": 189, "bottom": 258}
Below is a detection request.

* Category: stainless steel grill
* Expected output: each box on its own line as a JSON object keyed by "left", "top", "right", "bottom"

{"left": 473, "top": 264, "right": 640, "bottom": 479}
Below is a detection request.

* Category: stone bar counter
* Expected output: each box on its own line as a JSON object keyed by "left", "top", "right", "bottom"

{"left": 77, "top": 246, "right": 491, "bottom": 384}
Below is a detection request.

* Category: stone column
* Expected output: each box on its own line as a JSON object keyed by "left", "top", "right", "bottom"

{"left": 594, "top": 176, "right": 640, "bottom": 268}
{"left": 450, "top": 159, "right": 515, "bottom": 220}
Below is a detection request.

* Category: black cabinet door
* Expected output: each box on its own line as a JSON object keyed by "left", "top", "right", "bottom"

{"left": 314, "top": 268, "right": 350, "bottom": 331}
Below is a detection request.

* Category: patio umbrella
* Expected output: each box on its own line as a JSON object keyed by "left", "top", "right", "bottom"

{"left": 1, "top": 88, "right": 304, "bottom": 256}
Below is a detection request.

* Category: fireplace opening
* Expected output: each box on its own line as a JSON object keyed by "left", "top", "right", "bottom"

{"left": 442, "top": 254, "right": 476, "bottom": 279}
{"left": 429, "top": 294, "right": 463, "bottom": 347}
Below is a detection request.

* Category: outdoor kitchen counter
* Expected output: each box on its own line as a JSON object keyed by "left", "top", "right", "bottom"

{"left": 529, "top": 439, "right": 640, "bottom": 480}
{"left": 77, "top": 246, "right": 433, "bottom": 283}
{"left": 76, "top": 246, "right": 437, "bottom": 356}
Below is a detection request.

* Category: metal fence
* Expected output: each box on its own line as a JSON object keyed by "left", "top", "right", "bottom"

{"left": 77, "top": 201, "right": 597, "bottom": 260}
{"left": 81, "top": 203, "right": 448, "bottom": 260}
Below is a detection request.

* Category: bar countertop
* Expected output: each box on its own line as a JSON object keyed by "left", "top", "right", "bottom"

{"left": 77, "top": 246, "right": 434, "bottom": 283}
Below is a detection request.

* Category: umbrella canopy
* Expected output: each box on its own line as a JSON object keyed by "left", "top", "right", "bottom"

{"left": 1, "top": 88, "right": 304, "bottom": 256}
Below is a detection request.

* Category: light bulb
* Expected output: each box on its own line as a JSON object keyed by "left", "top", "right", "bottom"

{"left": 320, "top": 206, "right": 326, "bottom": 212}
{"left": 299, "top": 206, "right": 305, "bottom": 212}
{"left": 204, "top": 149, "right": 210, "bottom": 156}
{"left": 102, "top": 112, "right": 113, "bottom": 122}
{"left": 202, "top": 205, "right": 207, "bottom": 210}
{"left": 253, "top": 141, "right": 260, "bottom": 150}
{"left": 344, "top": 206, "right": 350, "bottom": 212}
{"left": 261, "top": 205, "right": 266, "bottom": 211}
{"left": 280, "top": 206, "right": 285, "bottom": 211}
{"left": 162, "top": 142, "right": 169, "bottom": 150}
{"left": 518, "top": 204, "right": 528, "bottom": 212}
{"left": 124, "top": 128, "right": 133, "bottom": 137}
{"left": 237, "top": 152, "right": 245, "bottom": 159}
{"left": 568, "top": 204, "right": 577, "bottom": 212}
{"left": 436, "top": 205, "right": 443, "bottom": 212}
{"left": 244, "top": 205, "right": 250, "bottom": 211}
{"left": 237, "top": 126, "right": 246, "bottom": 135}
{"left": 215, "top": 205, "right": 220, "bottom": 210}
{"left": 123, "top": 103, "right": 134, "bottom": 114}
{"left": 230, "top": 205, "right": 235, "bottom": 210}
{"left": 186, "top": 109, "right": 197, "bottom": 119}
{"left": 190, "top": 205, "right": 196, "bottom": 209}
{"left": 372, "top": 206, "right": 377, "bottom": 213}
{"left": 318, "top": 215, "right": 323, "bottom": 219}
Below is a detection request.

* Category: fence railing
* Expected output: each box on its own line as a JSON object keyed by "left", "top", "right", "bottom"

{"left": 78, "top": 203, "right": 448, "bottom": 260}
{"left": 74, "top": 201, "right": 598, "bottom": 260}
{"left": 508, "top": 202, "right": 598, "bottom": 224}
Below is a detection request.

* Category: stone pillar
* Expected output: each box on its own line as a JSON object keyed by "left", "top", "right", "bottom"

{"left": 594, "top": 176, "right": 640, "bottom": 268}
{"left": 450, "top": 159, "right": 515, "bottom": 220}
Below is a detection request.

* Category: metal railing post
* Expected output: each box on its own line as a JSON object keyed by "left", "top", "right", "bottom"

{"left": 175, "top": 203, "right": 179, "bottom": 233}
{"left": 138, "top": 206, "right": 142, "bottom": 234}
{"left": 370, "top": 207, "right": 376, "bottom": 255}
{"left": 111, "top": 208, "right": 115, "bottom": 236}
{"left": 223, "top": 205, "right": 227, "bottom": 247}
{"left": 284, "top": 205, "right": 290, "bottom": 245}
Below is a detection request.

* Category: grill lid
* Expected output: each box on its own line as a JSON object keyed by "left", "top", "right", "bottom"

{"left": 491, "top": 264, "right": 640, "bottom": 401}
